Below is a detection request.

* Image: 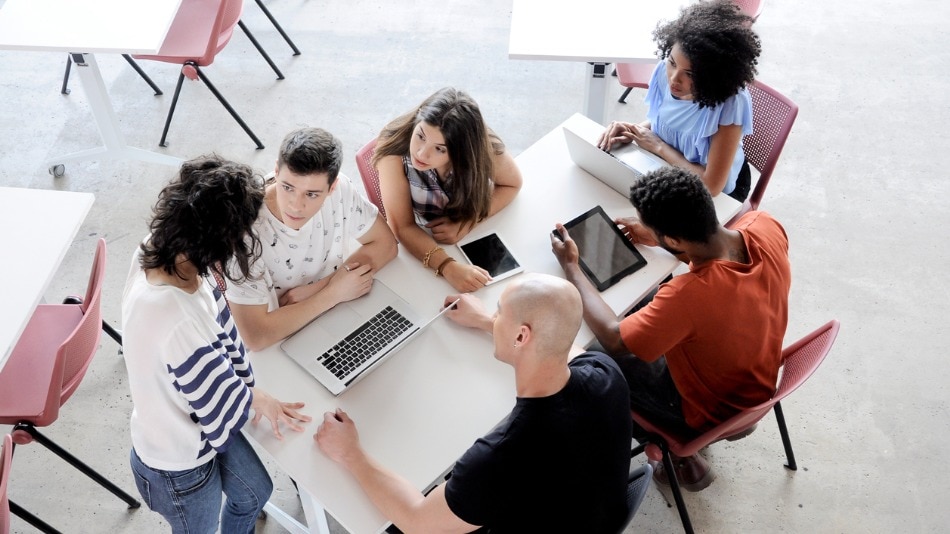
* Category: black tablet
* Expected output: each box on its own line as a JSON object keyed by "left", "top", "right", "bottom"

{"left": 458, "top": 233, "right": 524, "bottom": 284}
{"left": 560, "top": 205, "right": 647, "bottom": 291}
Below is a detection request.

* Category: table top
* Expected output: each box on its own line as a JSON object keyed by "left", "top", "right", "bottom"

{"left": 245, "top": 114, "right": 740, "bottom": 533}
{"left": 509, "top": 0, "right": 689, "bottom": 63}
{"left": 0, "top": 0, "right": 182, "bottom": 53}
{"left": 0, "top": 187, "right": 94, "bottom": 369}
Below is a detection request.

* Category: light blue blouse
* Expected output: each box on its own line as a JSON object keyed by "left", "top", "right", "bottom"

{"left": 644, "top": 61, "right": 753, "bottom": 195}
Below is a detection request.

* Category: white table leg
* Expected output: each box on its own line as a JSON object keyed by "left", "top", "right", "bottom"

{"left": 263, "top": 501, "right": 310, "bottom": 534}
{"left": 46, "top": 53, "right": 183, "bottom": 171}
{"left": 299, "top": 486, "right": 332, "bottom": 534}
{"left": 582, "top": 62, "right": 610, "bottom": 125}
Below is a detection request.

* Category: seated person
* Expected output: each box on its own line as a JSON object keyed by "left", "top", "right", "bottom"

{"left": 122, "top": 155, "right": 311, "bottom": 533}
{"left": 598, "top": 0, "right": 761, "bottom": 200}
{"left": 227, "top": 127, "right": 398, "bottom": 351}
{"left": 373, "top": 87, "right": 523, "bottom": 292}
{"left": 315, "top": 274, "right": 633, "bottom": 533}
{"left": 551, "top": 167, "right": 791, "bottom": 491}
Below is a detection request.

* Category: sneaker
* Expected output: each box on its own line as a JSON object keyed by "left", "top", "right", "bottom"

{"left": 650, "top": 453, "right": 716, "bottom": 492}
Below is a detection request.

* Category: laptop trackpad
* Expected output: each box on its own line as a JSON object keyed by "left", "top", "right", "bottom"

{"left": 315, "top": 304, "right": 363, "bottom": 335}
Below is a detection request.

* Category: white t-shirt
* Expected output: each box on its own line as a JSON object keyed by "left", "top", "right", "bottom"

{"left": 226, "top": 174, "right": 379, "bottom": 310}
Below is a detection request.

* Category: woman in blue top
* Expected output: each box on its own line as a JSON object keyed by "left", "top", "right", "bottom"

{"left": 598, "top": 0, "right": 761, "bottom": 200}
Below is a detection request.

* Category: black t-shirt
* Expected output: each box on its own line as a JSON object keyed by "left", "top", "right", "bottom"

{"left": 443, "top": 352, "right": 632, "bottom": 533}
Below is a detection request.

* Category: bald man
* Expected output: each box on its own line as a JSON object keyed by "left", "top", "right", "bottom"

{"left": 315, "top": 274, "right": 633, "bottom": 533}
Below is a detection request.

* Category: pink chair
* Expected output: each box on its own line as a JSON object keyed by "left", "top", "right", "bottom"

{"left": 630, "top": 320, "right": 841, "bottom": 533}
{"left": 615, "top": 62, "right": 654, "bottom": 104}
{"left": 727, "top": 79, "right": 799, "bottom": 226}
{"left": 733, "top": 0, "right": 764, "bottom": 19}
{"left": 133, "top": 0, "right": 285, "bottom": 149}
{"left": 1, "top": 435, "right": 10, "bottom": 534}
{"left": 0, "top": 239, "right": 140, "bottom": 532}
{"left": 355, "top": 138, "right": 386, "bottom": 220}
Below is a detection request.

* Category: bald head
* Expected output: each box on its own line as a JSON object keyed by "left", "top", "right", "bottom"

{"left": 502, "top": 274, "right": 582, "bottom": 356}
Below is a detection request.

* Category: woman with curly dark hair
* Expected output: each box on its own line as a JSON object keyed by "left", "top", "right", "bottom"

{"left": 598, "top": 0, "right": 761, "bottom": 201}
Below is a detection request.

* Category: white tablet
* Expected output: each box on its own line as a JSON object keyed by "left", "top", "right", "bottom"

{"left": 457, "top": 233, "right": 524, "bottom": 284}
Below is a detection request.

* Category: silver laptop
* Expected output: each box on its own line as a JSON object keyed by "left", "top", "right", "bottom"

{"left": 280, "top": 279, "right": 452, "bottom": 396}
{"left": 562, "top": 126, "right": 667, "bottom": 197}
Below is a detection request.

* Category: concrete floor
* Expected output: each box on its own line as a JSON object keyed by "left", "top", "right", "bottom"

{"left": 1, "top": 0, "right": 948, "bottom": 532}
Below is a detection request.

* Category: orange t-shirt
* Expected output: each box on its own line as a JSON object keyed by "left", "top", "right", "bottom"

{"left": 618, "top": 211, "right": 791, "bottom": 430}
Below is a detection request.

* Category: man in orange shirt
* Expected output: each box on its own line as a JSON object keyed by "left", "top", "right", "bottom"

{"left": 552, "top": 167, "right": 791, "bottom": 491}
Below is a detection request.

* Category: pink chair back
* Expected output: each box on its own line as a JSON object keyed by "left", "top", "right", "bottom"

{"left": 742, "top": 80, "right": 799, "bottom": 212}
{"left": 137, "top": 0, "right": 244, "bottom": 66}
{"left": 59, "top": 239, "right": 107, "bottom": 406}
{"left": 0, "top": 434, "right": 10, "bottom": 534}
{"left": 732, "top": 0, "right": 763, "bottom": 19}
{"left": 355, "top": 139, "right": 386, "bottom": 220}
{"left": 633, "top": 320, "right": 840, "bottom": 459}
{"left": 615, "top": 62, "right": 653, "bottom": 90}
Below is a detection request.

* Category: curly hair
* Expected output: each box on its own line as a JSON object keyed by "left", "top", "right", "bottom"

{"left": 277, "top": 127, "right": 343, "bottom": 185}
{"left": 654, "top": 0, "right": 761, "bottom": 108}
{"left": 372, "top": 87, "right": 504, "bottom": 225}
{"left": 629, "top": 167, "right": 718, "bottom": 243}
{"left": 140, "top": 155, "right": 264, "bottom": 283}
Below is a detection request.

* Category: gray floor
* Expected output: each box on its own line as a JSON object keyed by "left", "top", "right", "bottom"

{"left": 1, "top": 0, "right": 948, "bottom": 532}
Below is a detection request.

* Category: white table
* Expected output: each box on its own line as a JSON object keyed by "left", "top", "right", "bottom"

{"left": 0, "top": 187, "right": 94, "bottom": 369}
{"left": 509, "top": 0, "right": 688, "bottom": 124}
{"left": 0, "top": 0, "right": 184, "bottom": 175}
{"left": 245, "top": 114, "right": 740, "bottom": 533}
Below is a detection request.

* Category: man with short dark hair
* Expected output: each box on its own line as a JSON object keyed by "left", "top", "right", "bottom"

{"left": 552, "top": 167, "right": 791, "bottom": 491}
{"left": 227, "top": 127, "right": 398, "bottom": 351}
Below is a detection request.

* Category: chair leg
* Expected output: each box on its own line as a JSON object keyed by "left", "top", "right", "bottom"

{"left": 631, "top": 441, "right": 647, "bottom": 457}
{"left": 13, "top": 423, "right": 141, "bottom": 509}
{"left": 661, "top": 447, "right": 694, "bottom": 534}
{"left": 254, "top": 0, "right": 301, "bottom": 55}
{"left": 190, "top": 64, "right": 266, "bottom": 149}
{"left": 618, "top": 86, "right": 632, "bottom": 104}
{"left": 102, "top": 320, "right": 124, "bottom": 347}
{"left": 9, "top": 500, "right": 63, "bottom": 534}
{"left": 773, "top": 401, "right": 797, "bottom": 471}
{"left": 121, "top": 54, "right": 163, "bottom": 95}
{"left": 159, "top": 70, "right": 188, "bottom": 148}
{"left": 61, "top": 55, "right": 72, "bottom": 95}
{"left": 238, "top": 20, "right": 285, "bottom": 80}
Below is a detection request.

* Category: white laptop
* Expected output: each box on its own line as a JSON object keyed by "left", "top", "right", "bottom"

{"left": 280, "top": 279, "right": 453, "bottom": 396}
{"left": 562, "top": 126, "right": 668, "bottom": 197}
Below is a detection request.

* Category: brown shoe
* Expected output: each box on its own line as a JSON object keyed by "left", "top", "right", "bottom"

{"left": 650, "top": 453, "right": 716, "bottom": 492}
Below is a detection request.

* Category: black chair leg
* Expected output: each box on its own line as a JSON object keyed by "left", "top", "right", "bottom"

{"left": 13, "top": 423, "right": 141, "bottom": 509}
{"left": 121, "top": 54, "right": 163, "bottom": 95}
{"left": 190, "top": 63, "right": 265, "bottom": 149}
{"left": 9, "top": 500, "right": 63, "bottom": 534}
{"left": 618, "top": 86, "right": 633, "bottom": 104}
{"left": 61, "top": 56, "right": 72, "bottom": 95}
{"left": 102, "top": 320, "right": 124, "bottom": 346}
{"left": 238, "top": 20, "right": 285, "bottom": 80}
{"left": 661, "top": 449, "right": 694, "bottom": 534}
{"left": 631, "top": 441, "right": 647, "bottom": 458}
{"left": 773, "top": 401, "right": 797, "bottom": 470}
{"left": 254, "top": 0, "right": 301, "bottom": 55}
{"left": 159, "top": 70, "right": 187, "bottom": 148}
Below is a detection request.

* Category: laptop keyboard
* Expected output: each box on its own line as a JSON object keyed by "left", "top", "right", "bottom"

{"left": 318, "top": 306, "right": 414, "bottom": 380}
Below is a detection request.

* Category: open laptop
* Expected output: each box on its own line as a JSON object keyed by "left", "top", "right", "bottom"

{"left": 280, "top": 279, "right": 453, "bottom": 396}
{"left": 562, "top": 126, "right": 668, "bottom": 196}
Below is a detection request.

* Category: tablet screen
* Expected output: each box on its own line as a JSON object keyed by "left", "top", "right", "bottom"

{"left": 458, "top": 233, "right": 523, "bottom": 283}
{"left": 562, "top": 206, "right": 647, "bottom": 291}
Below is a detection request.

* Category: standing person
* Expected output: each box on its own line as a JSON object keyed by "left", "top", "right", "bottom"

{"left": 373, "top": 87, "right": 523, "bottom": 292}
{"left": 226, "top": 127, "right": 398, "bottom": 351}
{"left": 552, "top": 167, "right": 790, "bottom": 490}
{"left": 314, "top": 274, "right": 633, "bottom": 533}
{"left": 122, "top": 156, "right": 312, "bottom": 533}
{"left": 598, "top": 0, "right": 761, "bottom": 200}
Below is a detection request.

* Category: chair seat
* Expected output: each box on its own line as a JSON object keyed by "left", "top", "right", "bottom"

{"left": 615, "top": 62, "right": 655, "bottom": 89}
{"left": 0, "top": 304, "right": 83, "bottom": 425}
{"left": 133, "top": 0, "right": 225, "bottom": 65}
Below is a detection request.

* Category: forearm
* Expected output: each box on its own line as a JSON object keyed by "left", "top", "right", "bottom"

{"left": 487, "top": 183, "right": 519, "bottom": 217}
{"left": 397, "top": 222, "right": 453, "bottom": 271}
{"left": 561, "top": 263, "right": 627, "bottom": 355}
{"left": 347, "top": 238, "right": 398, "bottom": 273}
{"left": 343, "top": 450, "right": 436, "bottom": 533}
{"left": 233, "top": 292, "right": 341, "bottom": 351}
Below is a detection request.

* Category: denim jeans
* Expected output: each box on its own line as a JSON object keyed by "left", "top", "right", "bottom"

{"left": 130, "top": 432, "right": 272, "bottom": 534}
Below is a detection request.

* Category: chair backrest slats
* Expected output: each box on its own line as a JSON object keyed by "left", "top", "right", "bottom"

{"left": 744, "top": 80, "right": 799, "bottom": 210}
{"left": 356, "top": 139, "right": 386, "bottom": 220}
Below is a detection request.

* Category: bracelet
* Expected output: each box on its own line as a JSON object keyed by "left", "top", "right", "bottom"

{"left": 422, "top": 246, "right": 443, "bottom": 269}
{"left": 435, "top": 257, "right": 456, "bottom": 277}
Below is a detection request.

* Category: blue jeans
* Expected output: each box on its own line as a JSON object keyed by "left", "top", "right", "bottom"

{"left": 130, "top": 433, "right": 273, "bottom": 534}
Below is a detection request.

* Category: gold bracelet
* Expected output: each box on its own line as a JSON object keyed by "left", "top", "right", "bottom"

{"left": 435, "top": 257, "right": 456, "bottom": 277}
{"left": 422, "top": 246, "right": 443, "bottom": 269}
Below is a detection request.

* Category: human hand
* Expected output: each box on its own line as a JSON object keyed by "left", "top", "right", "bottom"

{"left": 597, "top": 121, "right": 636, "bottom": 151}
{"left": 426, "top": 217, "right": 471, "bottom": 244}
{"left": 442, "top": 261, "right": 491, "bottom": 292}
{"left": 614, "top": 217, "right": 658, "bottom": 247}
{"left": 326, "top": 262, "right": 374, "bottom": 304}
{"left": 443, "top": 293, "right": 493, "bottom": 332}
{"left": 314, "top": 409, "right": 361, "bottom": 466}
{"left": 278, "top": 277, "right": 330, "bottom": 307}
{"left": 550, "top": 224, "right": 580, "bottom": 268}
{"left": 249, "top": 387, "right": 311, "bottom": 440}
{"left": 626, "top": 124, "right": 665, "bottom": 156}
